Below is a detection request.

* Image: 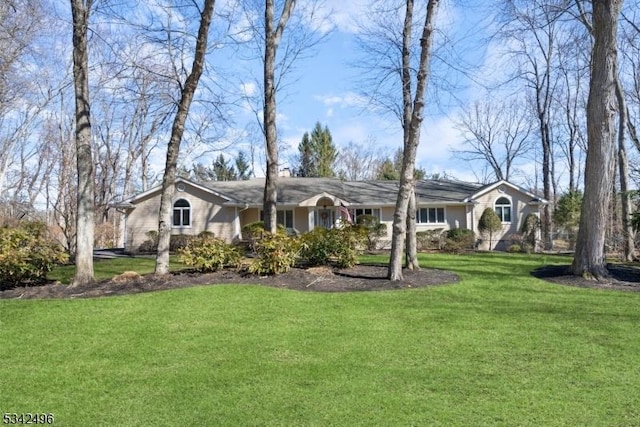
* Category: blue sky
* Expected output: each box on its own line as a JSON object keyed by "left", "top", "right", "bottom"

{"left": 204, "top": 0, "right": 497, "bottom": 183}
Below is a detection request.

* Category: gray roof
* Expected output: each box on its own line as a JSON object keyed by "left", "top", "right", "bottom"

{"left": 201, "top": 177, "right": 486, "bottom": 206}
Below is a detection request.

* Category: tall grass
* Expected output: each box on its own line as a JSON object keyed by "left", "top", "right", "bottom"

{"left": 1, "top": 252, "right": 639, "bottom": 426}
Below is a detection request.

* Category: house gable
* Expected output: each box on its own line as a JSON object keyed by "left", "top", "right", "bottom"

{"left": 464, "top": 180, "right": 548, "bottom": 205}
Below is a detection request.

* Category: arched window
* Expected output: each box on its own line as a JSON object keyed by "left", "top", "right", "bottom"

{"left": 494, "top": 197, "right": 511, "bottom": 223}
{"left": 173, "top": 199, "right": 191, "bottom": 227}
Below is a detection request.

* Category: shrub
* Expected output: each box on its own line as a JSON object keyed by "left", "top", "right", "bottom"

{"left": 508, "top": 244, "right": 522, "bottom": 253}
{"left": 443, "top": 228, "right": 476, "bottom": 253}
{"left": 138, "top": 230, "right": 159, "bottom": 253}
{"left": 416, "top": 229, "right": 444, "bottom": 251}
{"left": 169, "top": 234, "right": 195, "bottom": 252}
{"left": 355, "top": 214, "right": 387, "bottom": 251}
{"left": 299, "top": 228, "right": 333, "bottom": 266}
{"left": 478, "top": 208, "right": 502, "bottom": 250}
{"left": 138, "top": 231, "right": 196, "bottom": 253}
{"left": 247, "top": 233, "right": 300, "bottom": 275}
{"left": 242, "top": 221, "right": 286, "bottom": 254}
{"left": 521, "top": 214, "right": 541, "bottom": 253}
{"left": 299, "top": 226, "right": 365, "bottom": 268}
{"left": 0, "top": 221, "right": 69, "bottom": 288}
{"left": 177, "top": 236, "right": 241, "bottom": 272}
{"left": 554, "top": 191, "right": 582, "bottom": 249}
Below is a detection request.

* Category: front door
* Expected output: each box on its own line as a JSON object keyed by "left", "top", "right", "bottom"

{"left": 316, "top": 208, "right": 334, "bottom": 229}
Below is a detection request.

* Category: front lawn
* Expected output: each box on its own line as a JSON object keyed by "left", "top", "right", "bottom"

{"left": 1, "top": 252, "right": 639, "bottom": 426}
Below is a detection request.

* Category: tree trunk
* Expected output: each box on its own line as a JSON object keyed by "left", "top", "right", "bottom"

{"left": 155, "top": 0, "right": 216, "bottom": 275}
{"left": 615, "top": 76, "right": 634, "bottom": 261}
{"left": 70, "top": 0, "right": 94, "bottom": 286}
{"left": 405, "top": 188, "right": 420, "bottom": 270}
{"left": 572, "top": 0, "right": 622, "bottom": 279}
{"left": 540, "top": 97, "right": 554, "bottom": 251}
{"left": 388, "top": 0, "right": 439, "bottom": 281}
{"left": 262, "top": 0, "right": 295, "bottom": 234}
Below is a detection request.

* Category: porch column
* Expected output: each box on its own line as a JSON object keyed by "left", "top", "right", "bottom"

{"left": 308, "top": 209, "right": 315, "bottom": 232}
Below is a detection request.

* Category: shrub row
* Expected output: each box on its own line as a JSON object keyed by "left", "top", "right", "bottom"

{"left": 177, "top": 235, "right": 241, "bottom": 272}
{"left": 177, "top": 226, "right": 481, "bottom": 276}
{"left": 138, "top": 231, "right": 207, "bottom": 253}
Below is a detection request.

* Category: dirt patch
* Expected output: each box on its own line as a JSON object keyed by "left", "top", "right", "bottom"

{"left": 531, "top": 264, "right": 640, "bottom": 292}
{"left": 0, "top": 264, "right": 459, "bottom": 300}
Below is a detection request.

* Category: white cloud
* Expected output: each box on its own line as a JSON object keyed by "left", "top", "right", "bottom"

{"left": 321, "top": 0, "right": 370, "bottom": 34}
{"left": 240, "top": 81, "right": 257, "bottom": 97}
{"left": 314, "top": 92, "right": 367, "bottom": 109}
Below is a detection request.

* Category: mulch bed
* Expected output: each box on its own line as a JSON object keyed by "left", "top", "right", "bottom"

{"left": 0, "top": 264, "right": 459, "bottom": 300}
{"left": 531, "top": 263, "right": 640, "bottom": 292}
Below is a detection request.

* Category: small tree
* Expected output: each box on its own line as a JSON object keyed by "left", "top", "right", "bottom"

{"left": 521, "top": 213, "right": 542, "bottom": 253}
{"left": 554, "top": 191, "right": 582, "bottom": 249}
{"left": 478, "top": 208, "right": 502, "bottom": 250}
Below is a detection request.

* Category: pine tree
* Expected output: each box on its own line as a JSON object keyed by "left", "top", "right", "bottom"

{"left": 235, "top": 151, "right": 253, "bottom": 180}
{"left": 312, "top": 122, "right": 337, "bottom": 177}
{"left": 297, "top": 132, "right": 314, "bottom": 177}
{"left": 295, "top": 122, "right": 337, "bottom": 177}
{"left": 212, "top": 154, "right": 237, "bottom": 181}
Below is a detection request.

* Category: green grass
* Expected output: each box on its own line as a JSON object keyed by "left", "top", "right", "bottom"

{"left": 48, "top": 256, "right": 188, "bottom": 284}
{"left": 2, "top": 252, "right": 640, "bottom": 426}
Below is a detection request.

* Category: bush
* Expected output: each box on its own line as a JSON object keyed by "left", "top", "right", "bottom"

{"left": 478, "top": 208, "right": 502, "bottom": 250}
{"left": 0, "top": 221, "right": 69, "bottom": 288}
{"left": 443, "top": 228, "right": 476, "bottom": 253}
{"left": 520, "top": 214, "right": 541, "bottom": 253}
{"left": 299, "top": 226, "right": 365, "bottom": 268}
{"left": 177, "top": 236, "right": 241, "bottom": 272}
{"left": 137, "top": 230, "right": 196, "bottom": 253}
{"left": 138, "top": 230, "right": 159, "bottom": 253}
{"left": 169, "top": 234, "right": 195, "bottom": 252}
{"left": 508, "top": 244, "right": 522, "bottom": 253}
{"left": 416, "top": 229, "right": 444, "bottom": 251}
{"left": 242, "top": 221, "right": 286, "bottom": 254}
{"left": 247, "top": 233, "right": 300, "bottom": 275}
{"left": 355, "top": 214, "right": 387, "bottom": 251}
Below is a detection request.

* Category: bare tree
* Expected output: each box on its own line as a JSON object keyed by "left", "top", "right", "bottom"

{"left": 232, "top": 0, "right": 328, "bottom": 232}
{"left": 0, "top": 0, "right": 44, "bottom": 196}
{"left": 69, "top": 0, "right": 96, "bottom": 286}
{"left": 155, "top": 0, "right": 217, "bottom": 275}
{"left": 555, "top": 35, "right": 589, "bottom": 193}
{"left": 572, "top": 0, "right": 623, "bottom": 279}
{"left": 353, "top": 0, "right": 441, "bottom": 278}
{"left": 336, "top": 138, "right": 385, "bottom": 181}
{"left": 388, "top": 0, "right": 441, "bottom": 280}
{"left": 262, "top": 0, "right": 295, "bottom": 233}
{"left": 499, "top": 0, "right": 570, "bottom": 250}
{"left": 453, "top": 99, "right": 533, "bottom": 181}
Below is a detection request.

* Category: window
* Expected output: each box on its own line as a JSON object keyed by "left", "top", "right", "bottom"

{"left": 350, "top": 208, "right": 381, "bottom": 223}
{"left": 260, "top": 210, "right": 294, "bottom": 228}
{"left": 417, "top": 207, "right": 445, "bottom": 224}
{"left": 278, "top": 210, "right": 294, "bottom": 228}
{"left": 173, "top": 199, "right": 191, "bottom": 227}
{"left": 495, "top": 197, "right": 512, "bottom": 223}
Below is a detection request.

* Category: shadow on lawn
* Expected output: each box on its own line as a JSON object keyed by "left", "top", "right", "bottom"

{"left": 531, "top": 264, "right": 640, "bottom": 292}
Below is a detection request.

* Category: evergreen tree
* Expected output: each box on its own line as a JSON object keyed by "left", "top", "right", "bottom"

{"left": 478, "top": 208, "right": 503, "bottom": 250}
{"left": 297, "top": 132, "right": 314, "bottom": 176}
{"left": 376, "top": 148, "right": 426, "bottom": 180}
{"left": 235, "top": 151, "right": 253, "bottom": 180}
{"left": 554, "top": 190, "right": 582, "bottom": 248}
{"left": 312, "top": 122, "right": 337, "bottom": 177}
{"left": 295, "top": 122, "right": 337, "bottom": 177}
{"left": 212, "top": 154, "right": 237, "bottom": 181}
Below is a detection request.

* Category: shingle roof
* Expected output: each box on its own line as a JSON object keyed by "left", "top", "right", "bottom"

{"left": 201, "top": 177, "right": 485, "bottom": 206}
